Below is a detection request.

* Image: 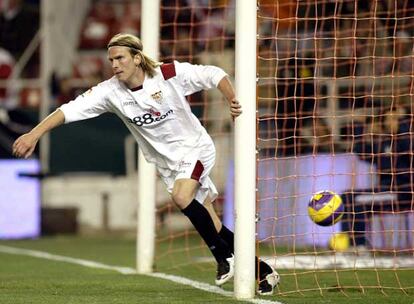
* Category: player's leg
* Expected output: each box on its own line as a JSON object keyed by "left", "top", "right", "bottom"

{"left": 202, "top": 196, "right": 222, "bottom": 232}
{"left": 204, "top": 199, "right": 280, "bottom": 295}
{"left": 171, "top": 178, "right": 234, "bottom": 285}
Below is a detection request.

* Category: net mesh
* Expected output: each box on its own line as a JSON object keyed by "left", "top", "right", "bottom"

{"left": 154, "top": 0, "right": 414, "bottom": 297}
{"left": 257, "top": 0, "right": 414, "bottom": 296}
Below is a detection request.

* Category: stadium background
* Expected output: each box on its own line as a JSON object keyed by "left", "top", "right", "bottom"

{"left": 1, "top": 0, "right": 414, "bottom": 303}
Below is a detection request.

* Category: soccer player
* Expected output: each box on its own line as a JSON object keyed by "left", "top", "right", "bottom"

{"left": 12, "top": 33, "right": 279, "bottom": 294}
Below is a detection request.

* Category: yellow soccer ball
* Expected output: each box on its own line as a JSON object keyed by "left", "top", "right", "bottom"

{"left": 308, "top": 190, "right": 344, "bottom": 226}
{"left": 329, "top": 233, "right": 350, "bottom": 252}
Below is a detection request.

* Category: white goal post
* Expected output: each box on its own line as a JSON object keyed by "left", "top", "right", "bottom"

{"left": 136, "top": 0, "right": 159, "bottom": 274}
{"left": 234, "top": 0, "right": 257, "bottom": 299}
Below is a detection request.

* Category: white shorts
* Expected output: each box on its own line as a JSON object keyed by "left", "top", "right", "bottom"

{"left": 157, "top": 144, "right": 218, "bottom": 204}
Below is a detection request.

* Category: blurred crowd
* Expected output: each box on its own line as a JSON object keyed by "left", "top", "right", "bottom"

{"left": 0, "top": 0, "right": 414, "bottom": 163}
{"left": 0, "top": 0, "right": 39, "bottom": 102}
{"left": 257, "top": 0, "right": 414, "bottom": 158}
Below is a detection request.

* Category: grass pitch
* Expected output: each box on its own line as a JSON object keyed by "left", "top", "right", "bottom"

{"left": 0, "top": 235, "right": 413, "bottom": 304}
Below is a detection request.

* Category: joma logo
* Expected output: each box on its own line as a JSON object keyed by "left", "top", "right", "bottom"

{"left": 123, "top": 100, "right": 136, "bottom": 106}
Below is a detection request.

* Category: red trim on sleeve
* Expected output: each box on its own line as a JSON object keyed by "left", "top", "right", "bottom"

{"left": 160, "top": 63, "right": 176, "bottom": 80}
{"left": 191, "top": 160, "right": 205, "bottom": 182}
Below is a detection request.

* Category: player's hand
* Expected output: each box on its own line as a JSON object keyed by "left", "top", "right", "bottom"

{"left": 12, "top": 133, "right": 39, "bottom": 159}
{"left": 230, "top": 98, "right": 242, "bottom": 119}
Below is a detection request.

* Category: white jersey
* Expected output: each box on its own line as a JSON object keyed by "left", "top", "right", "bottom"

{"left": 59, "top": 61, "right": 227, "bottom": 170}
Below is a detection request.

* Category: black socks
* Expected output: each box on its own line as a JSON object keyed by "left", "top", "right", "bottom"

{"left": 219, "top": 225, "right": 273, "bottom": 279}
{"left": 218, "top": 224, "right": 235, "bottom": 252}
{"left": 182, "top": 200, "right": 273, "bottom": 279}
{"left": 182, "top": 200, "right": 232, "bottom": 263}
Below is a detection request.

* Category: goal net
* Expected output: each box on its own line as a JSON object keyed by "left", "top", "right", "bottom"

{"left": 257, "top": 0, "right": 414, "bottom": 296}
{"left": 153, "top": 0, "right": 414, "bottom": 297}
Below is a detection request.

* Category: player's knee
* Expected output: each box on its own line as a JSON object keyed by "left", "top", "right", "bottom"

{"left": 171, "top": 191, "right": 193, "bottom": 209}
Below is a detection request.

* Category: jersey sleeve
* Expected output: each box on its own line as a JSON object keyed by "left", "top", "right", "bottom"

{"left": 59, "top": 83, "right": 110, "bottom": 124}
{"left": 174, "top": 60, "right": 228, "bottom": 96}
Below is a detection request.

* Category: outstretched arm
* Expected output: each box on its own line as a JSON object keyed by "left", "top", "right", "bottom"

{"left": 217, "top": 76, "right": 242, "bottom": 119}
{"left": 174, "top": 62, "right": 242, "bottom": 118}
{"left": 12, "top": 109, "right": 65, "bottom": 159}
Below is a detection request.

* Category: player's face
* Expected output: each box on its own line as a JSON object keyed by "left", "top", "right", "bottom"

{"left": 108, "top": 46, "right": 141, "bottom": 85}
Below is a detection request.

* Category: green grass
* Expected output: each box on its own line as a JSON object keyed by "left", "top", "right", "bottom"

{"left": 0, "top": 254, "right": 241, "bottom": 304}
{"left": 1, "top": 235, "right": 414, "bottom": 303}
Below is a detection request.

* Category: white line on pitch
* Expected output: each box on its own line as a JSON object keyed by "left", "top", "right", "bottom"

{"left": 0, "top": 245, "right": 283, "bottom": 304}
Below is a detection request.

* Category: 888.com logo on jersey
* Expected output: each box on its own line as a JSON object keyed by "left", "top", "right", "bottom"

{"left": 128, "top": 109, "right": 173, "bottom": 126}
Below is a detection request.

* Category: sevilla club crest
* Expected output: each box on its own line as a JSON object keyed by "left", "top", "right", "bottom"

{"left": 151, "top": 90, "right": 163, "bottom": 103}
